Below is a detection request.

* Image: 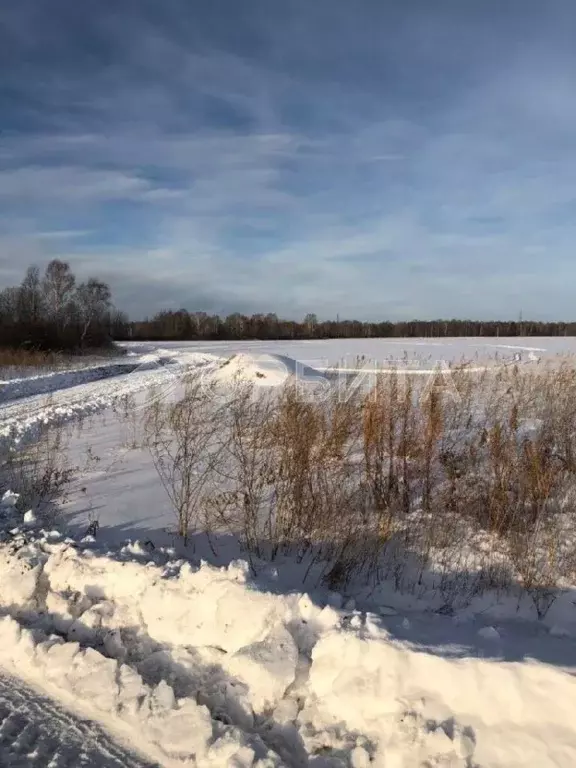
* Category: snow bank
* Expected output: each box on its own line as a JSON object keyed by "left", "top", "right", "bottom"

{"left": 0, "top": 351, "right": 216, "bottom": 452}
{"left": 44, "top": 550, "right": 290, "bottom": 654}
{"left": 0, "top": 617, "right": 278, "bottom": 767}
{"left": 0, "top": 349, "right": 216, "bottom": 404}
{"left": 306, "top": 630, "right": 576, "bottom": 767}
{"left": 2, "top": 498, "right": 576, "bottom": 766}
{"left": 0, "top": 363, "right": 111, "bottom": 401}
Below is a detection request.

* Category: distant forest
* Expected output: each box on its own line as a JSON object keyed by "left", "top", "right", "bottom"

{"left": 2, "top": 262, "right": 576, "bottom": 352}
{"left": 124, "top": 310, "right": 576, "bottom": 341}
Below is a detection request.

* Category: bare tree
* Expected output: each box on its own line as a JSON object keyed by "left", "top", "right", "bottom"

{"left": 42, "top": 259, "right": 76, "bottom": 326}
{"left": 0, "top": 261, "right": 120, "bottom": 351}
{"left": 18, "top": 266, "right": 43, "bottom": 324}
{"left": 76, "top": 278, "right": 112, "bottom": 344}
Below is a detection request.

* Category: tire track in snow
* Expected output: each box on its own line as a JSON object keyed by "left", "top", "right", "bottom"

{"left": 0, "top": 671, "right": 158, "bottom": 768}
{"left": 0, "top": 356, "right": 218, "bottom": 453}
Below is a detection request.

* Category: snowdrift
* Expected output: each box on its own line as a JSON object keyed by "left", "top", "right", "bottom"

{"left": 1, "top": 492, "right": 576, "bottom": 767}
{"left": 212, "top": 353, "right": 328, "bottom": 390}
{"left": 308, "top": 630, "right": 576, "bottom": 767}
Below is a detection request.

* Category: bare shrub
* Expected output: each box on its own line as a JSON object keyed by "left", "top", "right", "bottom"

{"left": 144, "top": 372, "right": 224, "bottom": 545}
{"left": 206, "top": 379, "right": 364, "bottom": 576}
{"left": 357, "top": 359, "right": 576, "bottom": 604}
{"left": 206, "top": 382, "right": 277, "bottom": 565}
{"left": 0, "top": 421, "right": 77, "bottom": 520}
{"left": 114, "top": 392, "right": 142, "bottom": 449}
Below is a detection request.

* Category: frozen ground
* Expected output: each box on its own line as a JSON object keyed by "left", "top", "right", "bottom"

{"left": 2, "top": 338, "right": 576, "bottom": 766}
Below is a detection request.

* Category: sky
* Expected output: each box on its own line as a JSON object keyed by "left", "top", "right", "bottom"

{"left": 2, "top": 0, "right": 576, "bottom": 321}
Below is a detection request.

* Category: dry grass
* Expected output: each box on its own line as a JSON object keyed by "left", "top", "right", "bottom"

{"left": 139, "top": 358, "right": 576, "bottom": 614}
{"left": 0, "top": 348, "right": 65, "bottom": 370}
{"left": 3, "top": 352, "right": 571, "bottom": 615}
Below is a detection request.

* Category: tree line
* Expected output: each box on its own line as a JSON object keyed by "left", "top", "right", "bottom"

{"left": 2, "top": 262, "right": 576, "bottom": 352}
{"left": 0, "top": 260, "right": 128, "bottom": 352}
{"left": 124, "top": 310, "right": 576, "bottom": 341}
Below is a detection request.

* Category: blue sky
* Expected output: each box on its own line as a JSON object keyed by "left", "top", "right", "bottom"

{"left": 2, "top": 0, "right": 576, "bottom": 320}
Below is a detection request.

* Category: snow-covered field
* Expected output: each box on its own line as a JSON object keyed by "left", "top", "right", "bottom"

{"left": 2, "top": 338, "right": 576, "bottom": 767}
{"left": 123, "top": 336, "right": 570, "bottom": 371}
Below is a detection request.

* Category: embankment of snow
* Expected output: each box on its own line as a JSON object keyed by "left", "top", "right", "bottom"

{"left": 213, "top": 353, "right": 291, "bottom": 387}
{"left": 2, "top": 493, "right": 576, "bottom": 767}
{"left": 0, "top": 349, "right": 204, "bottom": 405}
{"left": 0, "top": 361, "right": 134, "bottom": 404}
{"left": 0, "top": 352, "right": 217, "bottom": 453}
{"left": 0, "top": 617, "right": 279, "bottom": 768}
{"left": 307, "top": 629, "right": 576, "bottom": 768}
{"left": 43, "top": 549, "right": 289, "bottom": 654}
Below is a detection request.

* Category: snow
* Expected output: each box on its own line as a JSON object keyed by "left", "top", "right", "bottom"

{"left": 213, "top": 353, "right": 293, "bottom": 387}
{"left": 119, "top": 335, "right": 576, "bottom": 371}
{"left": 0, "top": 350, "right": 217, "bottom": 454}
{"left": 306, "top": 630, "right": 576, "bottom": 767}
{"left": 0, "top": 335, "right": 568, "bottom": 457}
{"left": 0, "top": 361, "right": 129, "bottom": 404}
{"left": 43, "top": 549, "right": 289, "bottom": 653}
{"left": 0, "top": 616, "right": 269, "bottom": 767}
{"left": 0, "top": 503, "right": 575, "bottom": 766}
{"left": 477, "top": 625, "right": 501, "bottom": 641}
{"left": 0, "top": 671, "right": 155, "bottom": 767}
{"left": 3, "top": 337, "right": 576, "bottom": 765}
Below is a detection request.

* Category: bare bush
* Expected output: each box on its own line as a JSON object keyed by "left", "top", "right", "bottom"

{"left": 206, "top": 383, "right": 277, "bottom": 565}
{"left": 114, "top": 392, "right": 142, "bottom": 449}
{"left": 144, "top": 373, "right": 224, "bottom": 545}
{"left": 0, "top": 421, "right": 77, "bottom": 520}
{"left": 205, "top": 379, "right": 365, "bottom": 575}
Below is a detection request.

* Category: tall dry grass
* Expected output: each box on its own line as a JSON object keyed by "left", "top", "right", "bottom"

{"left": 0, "top": 348, "right": 66, "bottom": 368}
{"left": 141, "top": 358, "right": 576, "bottom": 614}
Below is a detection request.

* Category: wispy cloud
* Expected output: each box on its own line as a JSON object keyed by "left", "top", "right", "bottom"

{"left": 2, "top": 1, "right": 576, "bottom": 319}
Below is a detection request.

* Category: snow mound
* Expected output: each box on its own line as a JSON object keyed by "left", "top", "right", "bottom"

{"left": 307, "top": 630, "right": 576, "bottom": 767}
{"left": 213, "top": 352, "right": 328, "bottom": 390}
{"left": 213, "top": 353, "right": 291, "bottom": 386}
{"left": 43, "top": 549, "right": 289, "bottom": 654}
{"left": 0, "top": 617, "right": 277, "bottom": 767}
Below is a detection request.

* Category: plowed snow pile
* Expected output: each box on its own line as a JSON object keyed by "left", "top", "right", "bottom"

{"left": 212, "top": 352, "right": 329, "bottom": 388}
{"left": 1, "top": 492, "right": 575, "bottom": 767}
{"left": 213, "top": 353, "right": 292, "bottom": 387}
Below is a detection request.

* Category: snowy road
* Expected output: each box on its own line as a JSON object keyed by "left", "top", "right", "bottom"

{"left": 0, "top": 671, "right": 157, "bottom": 768}
{"left": 0, "top": 351, "right": 218, "bottom": 453}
